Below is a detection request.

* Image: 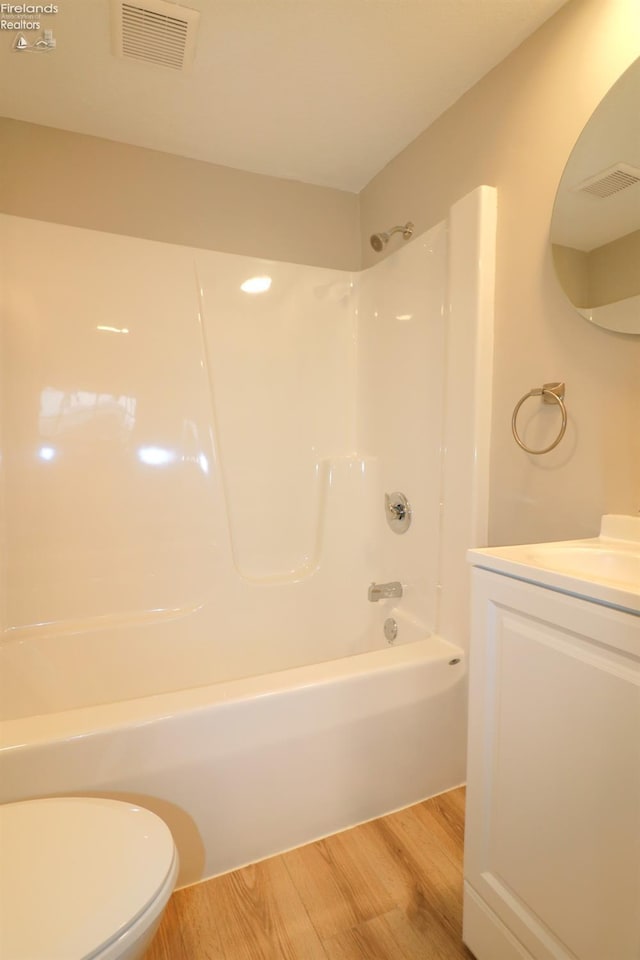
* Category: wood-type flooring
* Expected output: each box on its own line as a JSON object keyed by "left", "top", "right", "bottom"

{"left": 146, "top": 786, "right": 475, "bottom": 960}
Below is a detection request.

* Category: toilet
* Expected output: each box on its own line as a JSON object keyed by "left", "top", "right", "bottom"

{"left": 0, "top": 797, "right": 178, "bottom": 960}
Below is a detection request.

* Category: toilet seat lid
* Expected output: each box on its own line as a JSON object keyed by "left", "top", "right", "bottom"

{"left": 0, "top": 797, "right": 177, "bottom": 960}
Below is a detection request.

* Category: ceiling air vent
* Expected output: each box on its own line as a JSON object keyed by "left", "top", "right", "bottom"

{"left": 111, "top": 0, "right": 200, "bottom": 71}
{"left": 574, "top": 162, "right": 640, "bottom": 199}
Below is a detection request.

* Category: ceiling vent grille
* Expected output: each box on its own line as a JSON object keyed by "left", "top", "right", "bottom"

{"left": 575, "top": 163, "right": 640, "bottom": 199}
{"left": 111, "top": 0, "right": 200, "bottom": 71}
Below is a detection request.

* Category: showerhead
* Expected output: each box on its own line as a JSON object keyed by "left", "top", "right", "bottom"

{"left": 370, "top": 232, "right": 388, "bottom": 252}
{"left": 369, "top": 221, "right": 414, "bottom": 252}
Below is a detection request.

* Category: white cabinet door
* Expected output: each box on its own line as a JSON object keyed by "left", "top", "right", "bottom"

{"left": 463, "top": 568, "right": 640, "bottom": 960}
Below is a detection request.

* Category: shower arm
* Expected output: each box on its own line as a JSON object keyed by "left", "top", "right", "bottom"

{"left": 386, "top": 224, "right": 413, "bottom": 241}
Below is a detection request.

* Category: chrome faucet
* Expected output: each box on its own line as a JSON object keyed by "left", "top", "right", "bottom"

{"left": 368, "top": 581, "right": 403, "bottom": 602}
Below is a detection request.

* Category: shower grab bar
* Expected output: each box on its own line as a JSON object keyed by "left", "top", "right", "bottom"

{"left": 511, "top": 382, "right": 567, "bottom": 455}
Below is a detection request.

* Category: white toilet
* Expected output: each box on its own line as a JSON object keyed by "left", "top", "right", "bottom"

{"left": 0, "top": 797, "right": 179, "bottom": 960}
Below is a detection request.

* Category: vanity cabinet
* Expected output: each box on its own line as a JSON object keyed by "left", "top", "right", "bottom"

{"left": 463, "top": 567, "right": 640, "bottom": 960}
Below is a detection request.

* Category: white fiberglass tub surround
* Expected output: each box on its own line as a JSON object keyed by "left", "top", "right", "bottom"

{"left": 0, "top": 187, "right": 495, "bottom": 885}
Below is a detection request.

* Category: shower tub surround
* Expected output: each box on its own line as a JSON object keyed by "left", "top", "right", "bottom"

{"left": 0, "top": 187, "right": 495, "bottom": 885}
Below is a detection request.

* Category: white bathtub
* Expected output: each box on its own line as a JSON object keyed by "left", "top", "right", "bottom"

{"left": 0, "top": 634, "right": 466, "bottom": 886}
{"left": 0, "top": 187, "right": 494, "bottom": 887}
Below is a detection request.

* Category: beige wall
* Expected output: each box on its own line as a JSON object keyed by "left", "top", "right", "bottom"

{"left": 589, "top": 229, "right": 640, "bottom": 305}
{"left": 552, "top": 244, "right": 590, "bottom": 307}
{"left": 554, "top": 231, "right": 640, "bottom": 308}
{"left": 361, "top": 0, "right": 640, "bottom": 545}
{"left": 0, "top": 119, "right": 360, "bottom": 271}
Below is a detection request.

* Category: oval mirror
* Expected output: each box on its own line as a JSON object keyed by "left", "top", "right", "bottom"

{"left": 550, "top": 57, "right": 640, "bottom": 335}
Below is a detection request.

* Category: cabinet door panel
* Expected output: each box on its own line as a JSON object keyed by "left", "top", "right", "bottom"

{"left": 465, "top": 572, "right": 640, "bottom": 960}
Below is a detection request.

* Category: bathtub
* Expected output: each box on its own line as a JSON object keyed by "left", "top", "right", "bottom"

{"left": 0, "top": 634, "right": 467, "bottom": 886}
{"left": 1, "top": 188, "right": 494, "bottom": 887}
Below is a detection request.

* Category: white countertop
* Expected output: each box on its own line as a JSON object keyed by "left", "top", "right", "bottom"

{"left": 468, "top": 515, "right": 640, "bottom": 615}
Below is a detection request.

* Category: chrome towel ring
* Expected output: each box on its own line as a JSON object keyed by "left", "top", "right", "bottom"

{"left": 512, "top": 382, "right": 567, "bottom": 455}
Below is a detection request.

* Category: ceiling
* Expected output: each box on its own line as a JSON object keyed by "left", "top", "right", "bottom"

{"left": 0, "top": 0, "right": 570, "bottom": 192}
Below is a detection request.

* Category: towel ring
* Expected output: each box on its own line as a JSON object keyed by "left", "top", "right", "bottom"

{"left": 512, "top": 382, "right": 567, "bottom": 455}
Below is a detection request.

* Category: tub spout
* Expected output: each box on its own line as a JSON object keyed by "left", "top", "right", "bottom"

{"left": 368, "top": 581, "right": 403, "bottom": 602}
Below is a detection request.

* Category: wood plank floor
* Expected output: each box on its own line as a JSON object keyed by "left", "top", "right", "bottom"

{"left": 146, "top": 787, "right": 475, "bottom": 960}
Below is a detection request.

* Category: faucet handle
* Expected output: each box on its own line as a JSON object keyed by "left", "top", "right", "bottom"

{"left": 388, "top": 500, "right": 406, "bottom": 521}
{"left": 385, "top": 492, "right": 412, "bottom": 534}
